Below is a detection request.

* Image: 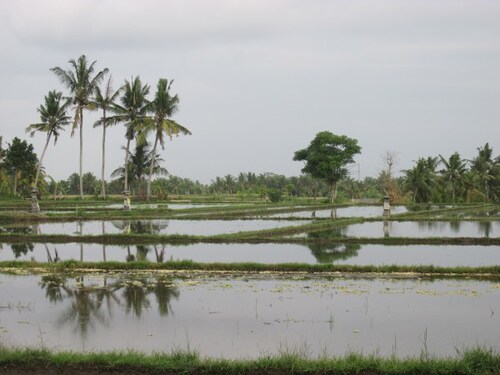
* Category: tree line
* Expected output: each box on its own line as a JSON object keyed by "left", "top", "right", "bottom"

{"left": 0, "top": 134, "right": 497, "bottom": 204}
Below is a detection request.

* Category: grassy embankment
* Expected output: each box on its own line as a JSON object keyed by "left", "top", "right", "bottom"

{"left": 0, "top": 347, "right": 499, "bottom": 375}
{"left": 2, "top": 260, "right": 500, "bottom": 280}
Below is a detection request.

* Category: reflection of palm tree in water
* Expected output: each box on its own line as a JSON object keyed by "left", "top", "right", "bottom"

{"left": 39, "top": 274, "right": 180, "bottom": 344}
{"left": 121, "top": 277, "right": 179, "bottom": 317}
{"left": 154, "top": 245, "right": 166, "bottom": 263}
{"left": 111, "top": 220, "right": 169, "bottom": 235}
{"left": 122, "top": 279, "right": 151, "bottom": 317}
{"left": 39, "top": 274, "right": 70, "bottom": 303}
{"left": 152, "top": 277, "right": 180, "bottom": 316}
{"left": 55, "top": 276, "right": 108, "bottom": 342}
{"left": 112, "top": 220, "right": 169, "bottom": 262}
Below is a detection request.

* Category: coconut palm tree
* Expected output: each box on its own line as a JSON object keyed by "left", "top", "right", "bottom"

{"left": 110, "top": 77, "right": 150, "bottom": 195}
{"left": 51, "top": 55, "right": 108, "bottom": 199}
{"left": 93, "top": 76, "right": 122, "bottom": 198}
{"left": 26, "top": 90, "right": 71, "bottom": 190}
{"left": 144, "top": 79, "right": 191, "bottom": 200}
{"left": 110, "top": 142, "right": 168, "bottom": 196}
{"left": 439, "top": 152, "right": 467, "bottom": 204}
{"left": 470, "top": 143, "right": 496, "bottom": 201}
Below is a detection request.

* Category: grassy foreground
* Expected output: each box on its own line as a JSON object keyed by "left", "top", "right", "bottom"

{"left": 0, "top": 347, "right": 499, "bottom": 374}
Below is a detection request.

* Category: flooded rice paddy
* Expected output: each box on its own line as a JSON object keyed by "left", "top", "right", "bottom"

{"left": 267, "top": 205, "right": 408, "bottom": 218}
{"left": 1, "top": 201, "right": 499, "bottom": 360}
{"left": 0, "top": 273, "right": 498, "bottom": 358}
{"left": 314, "top": 220, "right": 500, "bottom": 238}
{"left": 1, "top": 242, "right": 500, "bottom": 267}
{"left": 0, "top": 219, "right": 308, "bottom": 236}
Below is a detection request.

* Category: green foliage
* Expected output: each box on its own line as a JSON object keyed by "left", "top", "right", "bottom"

{"left": 267, "top": 188, "right": 283, "bottom": 203}
{"left": 294, "top": 131, "right": 361, "bottom": 202}
{"left": 4, "top": 137, "right": 38, "bottom": 196}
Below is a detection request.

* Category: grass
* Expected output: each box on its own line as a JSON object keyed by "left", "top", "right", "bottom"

{"left": 2, "top": 260, "right": 500, "bottom": 279}
{"left": 0, "top": 346, "right": 499, "bottom": 374}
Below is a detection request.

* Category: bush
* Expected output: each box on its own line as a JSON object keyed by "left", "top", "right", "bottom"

{"left": 267, "top": 188, "right": 283, "bottom": 203}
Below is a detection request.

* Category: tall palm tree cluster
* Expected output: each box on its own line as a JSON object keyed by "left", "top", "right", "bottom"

{"left": 24, "top": 54, "right": 191, "bottom": 205}
{"left": 403, "top": 144, "right": 500, "bottom": 204}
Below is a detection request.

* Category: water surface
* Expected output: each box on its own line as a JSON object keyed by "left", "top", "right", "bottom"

{"left": 2, "top": 242, "right": 499, "bottom": 267}
{"left": 0, "top": 273, "right": 498, "bottom": 358}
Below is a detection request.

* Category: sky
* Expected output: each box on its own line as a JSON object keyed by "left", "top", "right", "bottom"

{"left": 1, "top": 0, "right": 499, "bottom": 184}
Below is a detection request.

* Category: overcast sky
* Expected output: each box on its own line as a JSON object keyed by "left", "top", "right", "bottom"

{"left": 1, "top": 0, "right": 499, "bottom": 183}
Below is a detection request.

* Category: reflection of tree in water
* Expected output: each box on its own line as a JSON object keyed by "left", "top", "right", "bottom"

{"left": 111, "top": 220, "right": 169, "bottom": 235}
{"left": 306, "top": 228, "right": 360, "bottom": 263}
{"left": 149, "top": 277, "right": 180, "bottom": 316}
{"left": 56, "top": 276, "right": 108, "bottom": 341}
{"left": 122, "top": 279, "right": 151, "bottom": 317}
{"left": 479, "top": 221, "right": 491, "bottom": 238}
{"left": 39, "top": 274, "right": 180, "bottom": 342}
{"left": 120, "top": 276, "right": 180, "bottom": 317}
{"left": 39, "top": 274, "right": 69, "bottom": 303}
{"left": 11, "top": 243, "right": 34, "bottom": 258}
{"left": 449, "top": 221, "right": 461, "bottom": 233}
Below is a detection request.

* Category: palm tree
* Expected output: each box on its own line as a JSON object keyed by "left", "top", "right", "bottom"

{"left": 404, "top": 158, "right": 436, "bottom": 203}
{"left": 439, "top": 152, "right": 467, "bottom": 204}
{"left": 26, "top": 90, "right": 71, "bottom": 190}
{"left": 111, "top": 142, "right": 168, "bottom": 196}
{"left": 470, "top": 143, "right": 496, "bottom": 201}
{"left": 51, "top": 55, "right": 108, "bottom": 199}
{"left": 110, "top": 77, "right": 150, "bottom": 195}
{"left": 93, "top": 76, "right": 122, "bottom": 198}
{"left": 144, "top": 79, "right": 191, "bottom": 200}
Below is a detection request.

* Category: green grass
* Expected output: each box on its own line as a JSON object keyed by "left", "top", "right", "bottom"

{"left": 2, "top": 260, "right": 500, "bottom": 279}
{"left": 0, "top": 346, "right": 499, "bottom": 374}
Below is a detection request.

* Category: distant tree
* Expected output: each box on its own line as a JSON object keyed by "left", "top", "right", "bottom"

{"left": 439, "top": 152, "right": 467, "bottom": 204}
{"left": 0, "top": 137, "right": 10, "bottom": 194}
{"left": 4, "top": 138, "right": 38, "bottom": 196}
{"left": 26, "top": 90, "right": 71, "bottom": 188}
{"left": 293, "top": 131, "right": 361, "bottom": 202}
{"left": 403, "top": 158, "right": 437, "bottom": 203}
{"left": 111, "top": 142, "right": 168, "bottom": 196}
{"left": 51, "top": 55, "right": 108, "bottom": 199}
{"left": 143, "top": 79, "right": 191, "bottom": 200}
{"left": 470, "top": 143, "right": 496, "bottom": 201}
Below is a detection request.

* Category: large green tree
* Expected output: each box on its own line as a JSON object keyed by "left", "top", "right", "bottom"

{"left": 93, "top": 76, "right": 122, "bottom": 198}
{"left": 293, "top": 131, "right": 361, "bottom": 202}
{"left": 143, "top": 79, "right": 191, "bottom": 200}
{"left": 4, "top": 138, "right": 38, "bottom": 196}
{"left": 26, "top": 90, "right": 71, "bottom": 189}
{"left": 51, "top": 55, "right": 108, "bottom": 199}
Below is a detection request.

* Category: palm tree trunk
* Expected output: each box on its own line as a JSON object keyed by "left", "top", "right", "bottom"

{"left": 79, "top": 108, "right": 84, "bottom": 199}
{"left": 101, "top": 111, "right": 106, "bottom": 198}
{"left": 34, "top": 134, "right": 52, "bottom": 188}
{"left": 146, "top": 134, "right": 159, "bottom": 200}
{"left": 124, "top": 137, "right": 131, "bottom": 191}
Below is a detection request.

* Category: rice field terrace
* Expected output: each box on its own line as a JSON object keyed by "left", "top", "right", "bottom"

{"left": 1, "top": 198, "right": 499, "bottom": 373}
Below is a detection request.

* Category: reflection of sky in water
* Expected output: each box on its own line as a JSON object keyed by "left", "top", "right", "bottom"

{"left": 267, "top": 205, "right": 408, "bottom": 218}
{"left": 339, "top": 221, "right": 500, "bottom": 238}
{"left": 2, "top": 242, "right": 499, "bottom": 267}
{"left": 7, "top": 219, "right": 309, "bottom": 236}
{"left": 1, "top": 274, "right": 499, "bottom": 358}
